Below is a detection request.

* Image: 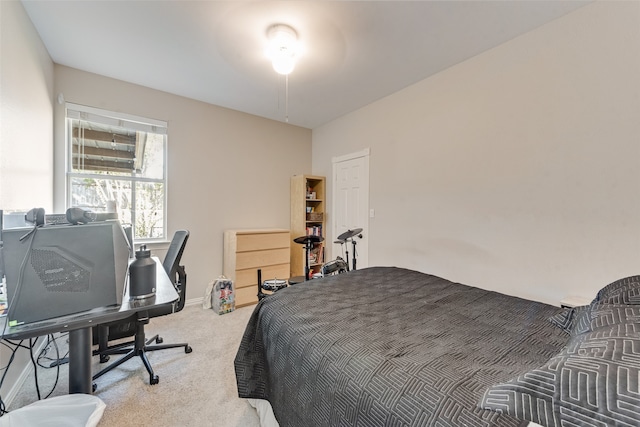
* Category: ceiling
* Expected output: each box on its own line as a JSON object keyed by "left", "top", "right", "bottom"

{"left": 21, "top": 1, "right": 590, "bottom": 129}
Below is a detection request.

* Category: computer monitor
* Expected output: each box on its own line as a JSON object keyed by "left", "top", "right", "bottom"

{"left": 2, "top": 221, "right": 130, "bottom": 326}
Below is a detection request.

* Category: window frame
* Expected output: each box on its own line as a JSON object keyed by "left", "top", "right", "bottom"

{"left": 65, "top": 103, "right": 168, "bottom": 243}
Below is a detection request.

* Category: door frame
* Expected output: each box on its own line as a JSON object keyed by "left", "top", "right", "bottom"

{"left": 331, "top": 148, "right": 370, "bottom": 268}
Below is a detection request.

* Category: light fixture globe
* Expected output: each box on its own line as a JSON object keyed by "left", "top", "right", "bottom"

{"left": 272, "top": 55, "right": 295, "bottom": 75}
{"left": 266, "top": 24, "right": 298, "bottom": 75}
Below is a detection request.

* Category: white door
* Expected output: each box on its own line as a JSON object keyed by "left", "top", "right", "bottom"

{"left": 332, "top": 149, "right": 369, "bottom": 270}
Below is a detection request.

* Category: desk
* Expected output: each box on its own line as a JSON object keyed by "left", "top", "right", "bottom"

{"left": 0, "top": 257, "right": 177, "bottom": 394}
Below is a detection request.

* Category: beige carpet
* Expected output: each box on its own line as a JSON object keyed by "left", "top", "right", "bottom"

{"left": 7, "top": 304, "right": 261, "bottom": 427}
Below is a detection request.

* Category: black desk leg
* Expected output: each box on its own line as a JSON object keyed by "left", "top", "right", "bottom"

{"left": 68, "top": 328, "right": 92, "bottom": 394}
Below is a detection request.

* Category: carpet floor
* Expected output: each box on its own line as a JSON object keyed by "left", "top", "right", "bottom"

{"left": 6, "top": 304, "right": 261, "bottom": 427}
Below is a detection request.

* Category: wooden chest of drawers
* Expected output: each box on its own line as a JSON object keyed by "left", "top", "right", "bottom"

{"left": 223, "top": 229, "right": 291, "bottom": 307}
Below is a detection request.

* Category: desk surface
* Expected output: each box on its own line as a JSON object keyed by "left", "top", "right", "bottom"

{"left": 0, "top": 257, "right": 178, "bottom": 394}
{"left": 0, "top": 257, "right": 177, "bottom": 340}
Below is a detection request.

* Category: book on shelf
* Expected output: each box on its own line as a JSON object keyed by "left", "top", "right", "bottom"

{"left": 308, "top": 244, "right": 324, "bottom": 264}
{"left": 306, "top": 225, "right": 322, "bottom": 237}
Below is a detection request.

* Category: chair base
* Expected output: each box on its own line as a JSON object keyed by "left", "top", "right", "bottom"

{"left": 92, "top": 318, "right": 192, "bottom": 386}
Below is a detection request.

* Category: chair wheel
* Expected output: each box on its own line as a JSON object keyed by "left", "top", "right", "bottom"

{"left": 99, "top": 354, "right": 110, "bottom": 363}
{"left": 150, "top": 375, "right": 159, "bottom": 385}
{"left": 185, "top": 345, "right": 192, "bottom": 354}
{"left": 156, "top": 337, "right": 164, "bottom": 344}
{"left": 92, "top": 383, "right": 97, "bottom": 392}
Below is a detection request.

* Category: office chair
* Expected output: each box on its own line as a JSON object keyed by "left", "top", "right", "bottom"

{"left": 92, "top": 230, "right": 192, "bottom": 385}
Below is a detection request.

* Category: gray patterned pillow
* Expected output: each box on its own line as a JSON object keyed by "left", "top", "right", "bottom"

{"left": 592, "top": 275, "right": 640, "bottom": 305}
{"left": 587, "top": 303, "right": 640, "bottom": 333}
{"left": 480, "top": 305, "right": 640, "bottom": 427}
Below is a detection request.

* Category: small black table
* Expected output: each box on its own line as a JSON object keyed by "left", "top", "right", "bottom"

{"left": 0, "top": 257, "right": 177, "bottom": 394}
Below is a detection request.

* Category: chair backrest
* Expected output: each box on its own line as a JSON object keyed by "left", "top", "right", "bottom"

{"left": 122, "top": 224, "right": 135, "bottom": 259}
{"left": 163, "top": 230, "right": 190, "bottom": 312}
{"left": 163, "top": 230, "right": 189, "bottom": 276}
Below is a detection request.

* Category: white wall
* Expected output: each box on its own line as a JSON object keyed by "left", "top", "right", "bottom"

{"left": 0, "top": 0, "right": 54, "bottom": 211}
{"left": 0, "top": 0, "right": 55, "bottom": 401}
{"left": 53, "top": 66, "right": 312, "bottom": 303}
{"left": 313, "top": 1, "right": 640, "bottom": 306}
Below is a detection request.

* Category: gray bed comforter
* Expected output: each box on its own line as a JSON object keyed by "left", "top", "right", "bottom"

{"left": 235, "top": 266, "right": 567, "bottom": 427}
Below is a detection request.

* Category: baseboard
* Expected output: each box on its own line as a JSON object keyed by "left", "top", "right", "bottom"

{"left": 184, "top": 296, "right": 203, "bottom": 307}
{"left": 2, "top": 338, "right": 48, "bottom": 408}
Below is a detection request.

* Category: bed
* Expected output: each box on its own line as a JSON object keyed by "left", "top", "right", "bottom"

{"left": 235, "top": 267, "right": 640, "bottom": 427}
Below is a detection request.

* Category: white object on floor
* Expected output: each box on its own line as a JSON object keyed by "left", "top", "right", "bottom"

{"left": 203, "top": 280, "right": 215, "bottom": 309}
{"left": 247, "top": 399, "right": 279, "bottom": 427}
{"left": 560, "top": 295, "right": 591, "bottom": 308}
{"left": 0, "top": 394, "right": 105, "bottom": 427}
{"left": 247, "top": 398, "right": 544, "bottom": 427}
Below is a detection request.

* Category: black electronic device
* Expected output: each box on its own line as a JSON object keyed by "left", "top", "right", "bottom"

{"left": 25, "top": 208, "right": 45, "bottom": 226}
{"left": 45, "top": 213, "right": 69, "bottom": 225}
{"left": 2, "top": 221, "right": 129, "bottom": 326}
{"left": 65, "top": 207, "right": 119, "bottom": 225}
{"left": 321, "top": 257, "right": 348, "bottom": 276}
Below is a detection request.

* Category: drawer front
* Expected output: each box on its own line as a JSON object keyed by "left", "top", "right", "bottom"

{"left": 236, "top": 247, "right": 289, "bottom": 270}
{"left": 237, "top": 232, "right": 290, "bottom": 252}
{"left": 235, "top": 286, "right": 258, "bottom": 308}
{"left": 235, "top": 263, "right": 291, "bottom": 288}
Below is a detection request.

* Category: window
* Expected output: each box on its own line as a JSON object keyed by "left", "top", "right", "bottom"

{"left": 66, "top": 104, "right": 167, "bottom": 241}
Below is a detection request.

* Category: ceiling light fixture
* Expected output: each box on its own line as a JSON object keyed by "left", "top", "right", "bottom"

{"left": 265, "top": 24, "right": 299, "bottom": 75}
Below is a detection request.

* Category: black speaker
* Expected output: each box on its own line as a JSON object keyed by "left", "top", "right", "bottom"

{"left": 25, "top": 208, "right": 45, "bottom": 226}
{"left": 66, "top": 207, "right": 118, "bottom": 225}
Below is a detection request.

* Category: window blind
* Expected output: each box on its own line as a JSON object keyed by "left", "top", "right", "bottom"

{"left": 67, "top": 104, "right": 167, "bottom": 174}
